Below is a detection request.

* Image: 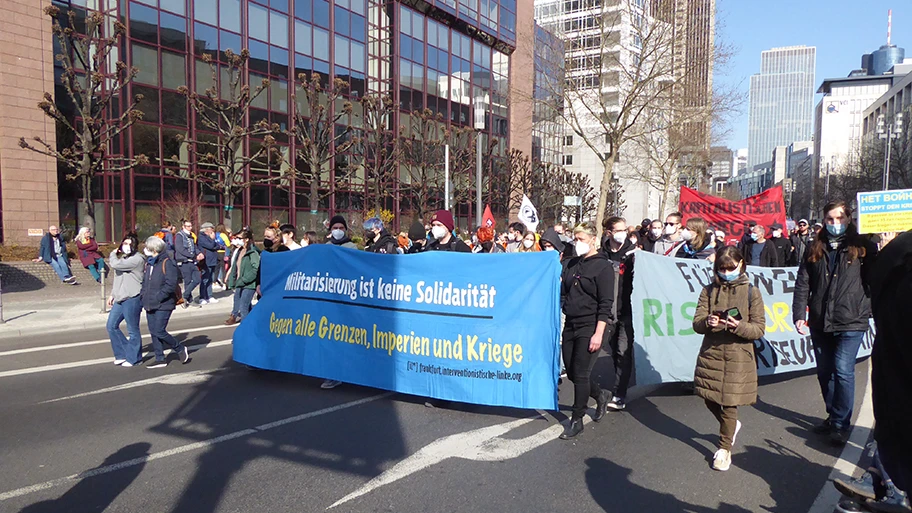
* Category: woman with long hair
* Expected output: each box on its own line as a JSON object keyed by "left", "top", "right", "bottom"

{"left": 75, "top": 227, "right": 106, "bottom": 283}
{"left": 106, "top": 233, "right": 145, "bottom": 366}
{"left": 693, "top": 245, "right": 765, "bottom": 471}
{"left": 300, "top": 231, "right": 319, "bottom": 247}
{"left": 679, "top": 217, "right": 715, "bottom": 261}
{"left": 793, "top": 200, "right": 878, "bottom": 446}
{"left": 518, "top": 231, "right": 541, "bottom": 252}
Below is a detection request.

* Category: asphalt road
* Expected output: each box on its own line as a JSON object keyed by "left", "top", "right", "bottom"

{"left": 0, "top": 313, "right": 867, "bottom": 513}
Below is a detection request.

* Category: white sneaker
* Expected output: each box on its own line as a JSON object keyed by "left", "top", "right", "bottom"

{"left": 732, "top": 420, "right": 742, "bottom": 447}
{"left": 113, "top": 359, "right": 126, "bottom": 365}
{"left": 321, "top": 379, "right": 342, "bottom": 389}
{"left": 208, "top": 297, "right": 219, "bottom": 304}
{"left": 712, "top": 449, "right": 731, "bottom": 471}
{"left": 121, "top": 361, "right": 133, "bottom": 367}
{"left": 199, "top": 299, "right": 209, "bottom": 305}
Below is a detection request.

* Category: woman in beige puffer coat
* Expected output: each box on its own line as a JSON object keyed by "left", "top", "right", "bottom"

{"left": 693, "top": 245, "right": 766, "bottom": 472}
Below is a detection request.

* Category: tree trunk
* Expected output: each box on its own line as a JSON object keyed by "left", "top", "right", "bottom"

{"left": 81, "top": 173, "right": 95, "bottom": 234}
{"left": 223, "top": 191, "right": 236, "bottom": 231}
{"left": 595, "top": 156, "right": 616, "bottom": 241}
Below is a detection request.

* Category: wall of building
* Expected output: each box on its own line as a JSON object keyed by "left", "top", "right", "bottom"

{"left": 814, "top": 80, "right": 891, "bottom": 178}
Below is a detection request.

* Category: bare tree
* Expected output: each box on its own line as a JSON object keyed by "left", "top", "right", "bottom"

{"left": 352, "top": 93, "right": 400, "bottom": 213}
{"left": 20, "top": 5, "right": 146, "bottom": 233}
{"left": 400, "top": 108, "right": 446, "bottom": 217}
{"left": 174, "top": 49, "right": 284, "bottom": 230}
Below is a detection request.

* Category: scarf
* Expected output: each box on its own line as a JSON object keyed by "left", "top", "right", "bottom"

{"left": 234, "top": 245, "right": 247, "bottom": 282}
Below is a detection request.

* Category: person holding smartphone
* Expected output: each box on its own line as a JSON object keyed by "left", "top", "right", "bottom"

{"left": 693, "top": 245, "right": 766, "bottom": 471}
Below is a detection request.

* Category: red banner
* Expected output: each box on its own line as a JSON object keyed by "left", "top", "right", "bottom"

{"left": 679, "top": 187, "right": 787, "bottom": 242}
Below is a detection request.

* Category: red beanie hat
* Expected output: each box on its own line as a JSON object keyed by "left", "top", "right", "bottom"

{"left": 432, "top": 210, "right": 455, "bottom": 231}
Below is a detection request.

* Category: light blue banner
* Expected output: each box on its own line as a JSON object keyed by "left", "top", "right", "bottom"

{"left": 232, "top": 245, "right": 561, "bottom": 410}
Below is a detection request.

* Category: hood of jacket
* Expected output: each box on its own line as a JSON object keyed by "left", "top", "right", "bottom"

{"left": 541, "top": 228, "right": 566, "bottom": 253}
{"left": 603, "top": 239, "right": 636, "bottom": 262}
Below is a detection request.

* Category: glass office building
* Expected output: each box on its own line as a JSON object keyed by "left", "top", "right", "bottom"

{"left": 48, "top": 0, "right": 520, "bottom": 239}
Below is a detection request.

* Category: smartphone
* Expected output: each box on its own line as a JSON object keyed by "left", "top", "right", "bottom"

{"left": 725, "top": 307, "right": 742, "bottom": 321}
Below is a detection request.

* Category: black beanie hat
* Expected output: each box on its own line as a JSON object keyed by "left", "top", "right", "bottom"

{"left": 408, "top": 220, "right": 426, "bottom": 241}
{"left": 329, "top": 215, "right": 347, "bottom": 230}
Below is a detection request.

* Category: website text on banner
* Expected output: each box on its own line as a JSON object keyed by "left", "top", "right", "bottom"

{"left": 630, "top": 251, "right": 873, "bottom": 386}
{"left": 679, "top": 187, "right": 788, "bottom": 240}
{"left": 857, "top": 188, "right": 912, "bottom": 234}
{"left": 232, "top": 245, "right": 562, "bottom": 410}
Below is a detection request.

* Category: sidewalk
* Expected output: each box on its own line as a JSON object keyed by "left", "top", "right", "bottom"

{"left": 0, "top": 284, "right": 235, "bottom": 339}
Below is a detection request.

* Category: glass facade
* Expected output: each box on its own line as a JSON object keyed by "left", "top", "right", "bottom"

{"left": 532, "top": 23, "right": 563, "bottom": 167}
{"left": 51, "top": 0, "right": 518, "bottom": 240}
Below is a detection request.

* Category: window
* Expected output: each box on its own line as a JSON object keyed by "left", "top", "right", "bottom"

{"left": 270, "top": 12, "right": 288, "bottom": 47}
{"left": 161, "top": 51, "right": 186, "bottom": 89}
{"left": 132, "top": 44, "right": 159, "bottom": 86}
{"left": 160, "top": 0, "right": 185, "bottom": 15}
{"left": 563, "top": 135, "right": 573, "bottom": 146}
{"left": 249, "top": 3, "right": 269, "bottom": 41}
{"left": 220, "top": 0, "right": 241, "bottom": 31}
{"left": 313, "top": 27, "right": 329, "bottom": 60}
{"left": 194, "top": 0, "right": 218, "bottom": 24}
{"left": 562, "top": 154, "right": 573, "bottom": 165}
{"left": 295, "top": 21, "right": 312, "bottom": 55}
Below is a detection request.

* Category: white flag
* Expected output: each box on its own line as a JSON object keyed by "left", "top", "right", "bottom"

{"left": 518, "top": 194, "right": 540, "bottom": 233}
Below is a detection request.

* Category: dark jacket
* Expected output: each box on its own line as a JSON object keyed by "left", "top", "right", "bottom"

{"left": 742, "top": 239, "right": 779, "bottom": 267}
{"left": 365, "top": 230, "right": 399, "bottom": 255}
{"left": 789, "top": 232, "right": 812, "bottom": 266}
{"left": 424, "top": 236, "right": 471, "bottom": 253}
{"left": 197, "top": 232, "right": 222, "bottom": 267}
{"left": 541, "top": 228, "right": 566, "bottom": 255}
{"left": 228, "top": 245, "right": 261, "bottom": 291}
{"left": 692, "top": 274, "right": 766, "bottom": 406}
{"left": 870, "top": 230, "right": 912, "bottom": 493}
{"left": 770, "top": 236, "right": 792, "bottom": 266}
{"left": 38, "top": 233, "right": 68, "bottom": 263}
{"left": 602, "top": 239, "right": 635, "bottom": 318}
{"left": 141, "top": 255, "right": 179, "bottom": 312}
{"left": 330, "top": 235, "right": 358, "bottom": 249}
{"left": 640, "top": 236, "right": 657, "bottom": 253}
{"left": 75, "top": 238, "right": 103, "bottom": 267}
{"left": 174, "top": 231, "right": 200, "bottom": 263}
{"left": 792, "top": 234, "right": 878, "bottom": 332}
{"left": 560, "top": 251, "right": 618, "bottom": 327}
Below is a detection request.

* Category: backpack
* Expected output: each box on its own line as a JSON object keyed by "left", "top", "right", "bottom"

{"left": 161, "top": 257, "right": 184, "bottom": 305}
{"left": 154, "top": 230, "right": 169, "bottom": 240}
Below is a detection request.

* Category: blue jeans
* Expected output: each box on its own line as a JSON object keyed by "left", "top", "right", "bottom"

{"left": 178, "top": 262, "right": 201, "bottom": 302}
{"left": 86, "top": 257, "right": 106, "bottom": 282}
{"left": 107, "top": 295, "right": 143, "bottom": 364}
{"left": 200, "top": 265, "right": 217, "bottom": 300}
{"left": 145, "top": 309, "right": 186, "bottom": 362}
{"left": 811, "top": 330, "right": 866, "bottom": 431}
{"left": 49, "top": 254, "right": 73, "bottom": 282}
{"left": 232, "top": 288, "right": 256, "bottom": 320}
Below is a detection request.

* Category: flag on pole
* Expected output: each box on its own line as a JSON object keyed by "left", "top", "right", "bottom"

{"left": 482, "top": 205, "right": 496, "bottom": 229}
{"left": 518, "top": 195, "right": 540, "bottom": 233}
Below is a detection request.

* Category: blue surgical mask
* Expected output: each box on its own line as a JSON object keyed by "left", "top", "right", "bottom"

{"left": 718, "top": 269, "right": 740, "bottom": 282}
{"left": 750, "top": 232, "right": 760, "bottom": 241}
{"left": 826, "top": 223, "right": 846, "bottom": 236}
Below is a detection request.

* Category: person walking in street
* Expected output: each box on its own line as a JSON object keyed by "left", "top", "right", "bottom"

{"left": 141, "top": 236, "right": 191, "bottom": 369}
{"left": 679, "top": 217, "right": 716, "bottom": 261}
{"left": 328, "top": 215, "right": 357, "bottom": 249}
{"left": 75, "top": 227, "right": 106, "bottom": 283}
{"left": 106, "top": 233, "right": 145, "bottom": 367}
{"left": 424, "top": 210, "right": 471, "bottom": 252}
{"left": 793, "top": 200, "right": 879, "bottom": 446}
{"left": 769, "top": 223, "right": 792, "bottom": 266}
{"left": 154, "top": 221, "right": 176, "bottom": 256}
{"left": 363, "top": 217, "right": 399, "bottom": 254}
{"left": 558, "top": 222, "right": 616, "bottom": 440}
{"left": 34, "top": 225, "right": 78, "bottom": 285}
{"left": 742, "top": 224, "right": 779, "bottom": 267}
{"left": 789, "top": 219, "right": 813, "bottom": 266}
{"left": 693, "top": 245, "right": 765, "bottom": 471}
{"left": 225, "top": 229, "right": 260, "bottom": 326}
{"left": 215, "top": 223, "right": 232, "bottom": 289}
{"left": 196, "top": 222, "right": 222, "bottom": 305}
{"left": 654, "top": 212, "right": 685, "bottom": 257}
{"left": 601, "top": 216, "right": 636, "bottom": 412}
{"left": 174, "top": 219, "right": 203, "bottom": 307}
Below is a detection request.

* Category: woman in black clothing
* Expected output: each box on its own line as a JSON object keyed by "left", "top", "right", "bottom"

{"left": 559, "top": 222, "right": 617, "bottom": 440}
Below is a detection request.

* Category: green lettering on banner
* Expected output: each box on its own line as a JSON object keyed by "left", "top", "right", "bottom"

{"left": 665, "top": 303, "right": 674, "bottom": 337}
{"left": 678, "top": 302, "right": 697, "bottom": 336}
{"left": 642, "top": 299, "right": 664, "bottom": 336}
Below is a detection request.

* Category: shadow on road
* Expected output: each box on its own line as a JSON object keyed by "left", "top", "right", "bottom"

{"left": 19, "top": 442, "right": 151, "bottom": 513}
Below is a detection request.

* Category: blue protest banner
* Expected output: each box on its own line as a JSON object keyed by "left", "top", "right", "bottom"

{"left": 232, "top": 245, "right": 561, "bottom": 410}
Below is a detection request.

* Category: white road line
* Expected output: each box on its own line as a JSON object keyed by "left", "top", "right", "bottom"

{"left": 0, "top": 392, "right": 393, "bottom": 502}
{"left": 40, "top": 369, "right": 227, "bottom": 404}
{"left": 0, "top": 340, "right": 233, "bottom": 378}
{"left": 807, "top": 365, "right": 875, "bottom": 513}
{"left": 0, "top": 325, "right": 236, "bottom": 357}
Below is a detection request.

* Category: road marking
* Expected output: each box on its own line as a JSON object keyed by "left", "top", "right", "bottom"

{"left": 329, "top": 414, "right": 564, "bottom": 509}
{"left": 40, "top": 368, "right": 227, "bottom": 404}
{"left": 0, "top": 340, "right": 232, "bottom": 378}
{"left": 0, "top": 325, "right": 236, "bottom": 357}
{"left": 0, "top": 392, "right": 394, "bottom": 502}
{"left": 807, "top": 364, "right": 875, "bottom": 513}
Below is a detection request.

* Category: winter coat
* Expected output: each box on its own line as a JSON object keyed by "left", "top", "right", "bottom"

{"left": 792, "top": 235, "right": 878, "bottom": 333}
{"left": 174, "top": 231, "right": 200, "bottom": 263}
{"left": 228, "top": 245, "right": 261, "bottom": 291}
{"left": 76, "top": 238, "right": 103, "bottom": 267}
{"left": 424, "top": 236, "right": 472, "bottom": 253}
{"left": 560, "top": 251, "right": 618, "bottom": 327}
{"left": 870, "top": 230, "right": 912, "bottom": 493}
{"left": 196, "top": 232, "right": 222, "bottom": 267}
{"left": 365, "top": 230, "right": 400, "bottom": 254}
{"left": 678, "top": 239, "right": 715, "bottom": 260}
{"left": 38, "top": 233, "right": 68, "bottom": 263}
{"left": 653, "top": 237, "right": 685, "bottom": 257}
{"left": 742, "top": 239, "right": 779, "bottom": 267}
{"left": 602, "top": 239, "right": 636, "bottom": 318}
{"left": 330, "top": 235, "right": 358, "bottom": 249}
{"left": 141, "top": 255, "right": 179, "bottom": 312}
{"left": 789, "top": 233, "right": 812, "bottom": 266}
{"left": 770, "top": 236, "right": 792, "bottom": 266}
{"left": 109, "top": 251, "right": 145, "bottom": 302}
{"left": 692, "top": 274, "right": 766, "bottom": 407}
{"left": 541, "top": 228, "right": 566, "bottom": 254}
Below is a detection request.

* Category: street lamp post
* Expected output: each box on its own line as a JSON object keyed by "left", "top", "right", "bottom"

{"left": 474, "top": 96, "right": 487, "bottom": 226}
{"left": 877, "top": 112, "right": 904, "bottom": 190}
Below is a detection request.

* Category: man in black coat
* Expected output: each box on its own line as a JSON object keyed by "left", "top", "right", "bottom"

{"left": 423, "top": 210, "right": 471, "bottom": 253}
{"left": 742, "top": 224, "right": 779, "bottom": 267}
{"left": 769, "top": 222, "right": 792, "bottom": 266}
{"left": 789, "top": 219, "right": 814, "bottom": 265}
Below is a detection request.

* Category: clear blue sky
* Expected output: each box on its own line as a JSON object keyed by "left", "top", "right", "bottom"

{"left": 716, "top": 0, "right": 912, "bottom": 151}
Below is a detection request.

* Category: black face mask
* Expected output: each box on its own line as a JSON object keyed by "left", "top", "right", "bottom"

{"left": 263, "top": 238, "right": 274, "bottom": 249}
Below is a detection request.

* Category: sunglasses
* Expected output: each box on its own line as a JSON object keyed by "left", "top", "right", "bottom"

{"left": 664, "top": 222, "right": 677, "bottom": 226}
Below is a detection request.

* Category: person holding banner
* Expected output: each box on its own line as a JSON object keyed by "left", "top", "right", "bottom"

{"left": 693, "top": 245, "right": 766, "bottom": 472}
{"left": 328, "top": 215, "right": 357, "bottom": 249}
{"left": 424, "top": 210, "right": 471, "bottom": 253}
{"left": 363, "top": 217, "right": 399, "bottom": 255}
{"left": 558, "top": 222, "right": 617, "bottom": 440}
{"left": 601, "top": 217, "right": 636, "bottom": 412}
{"left": 793, "top": 200, "right": 878, "bottom": 446}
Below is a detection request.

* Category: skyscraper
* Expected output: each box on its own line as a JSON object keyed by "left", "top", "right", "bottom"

{"left": 747, "top": 46, "right": 816, "bottom": 169}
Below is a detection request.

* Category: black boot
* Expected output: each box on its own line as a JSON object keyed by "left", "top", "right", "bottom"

{"left": 559, "top": 418, "right": 584, "bottom": 440}
{"left": 593, "top": 390, "right": 611, "bottom": 422}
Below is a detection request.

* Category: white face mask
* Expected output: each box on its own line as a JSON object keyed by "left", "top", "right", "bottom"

{"left": 575, "top": 241, "right": 591, "bottom": 257}
{"left": 431, "top": 225, "right": 448, "bottom": 240}
{"left": 544, "top": 246, "right": 556, "bottom": 252}
{"left": 331, "top": 229, "right": 345, "bottom": 240}
{"left": 612, "top": 231, "right": 627, "bottom": 244}
{"left": 523, "top": 239, "right": 534, "bottom": 249}
{"left": 231, "top": 239, "right": 244, "bottom": 247}
{"left": 143, "top": 248, "right": 154, "bottom": 257}
{"left": 772, "top": 230, "right": 782, "bottom": 238}
{"left": 651, "top": 228, "right": 663, "bottom": 239}
{"left": 680, "top": 229, "right": 694, "bottom": 242}
{"left": 715, "top": 231, "right": 725, "bottom": 240}
{"left": 121, "top": 245, "right": 132, "bottom": 255}
{"left": 664, "top": 224, "right": 677, "bottom": 236}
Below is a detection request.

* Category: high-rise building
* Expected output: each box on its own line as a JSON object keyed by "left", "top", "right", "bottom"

{"left": 532, "top": 23, "right": 565, "bottom": 167}
{"left": 747, "top": 46, "right": 816, "bottom": 170}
